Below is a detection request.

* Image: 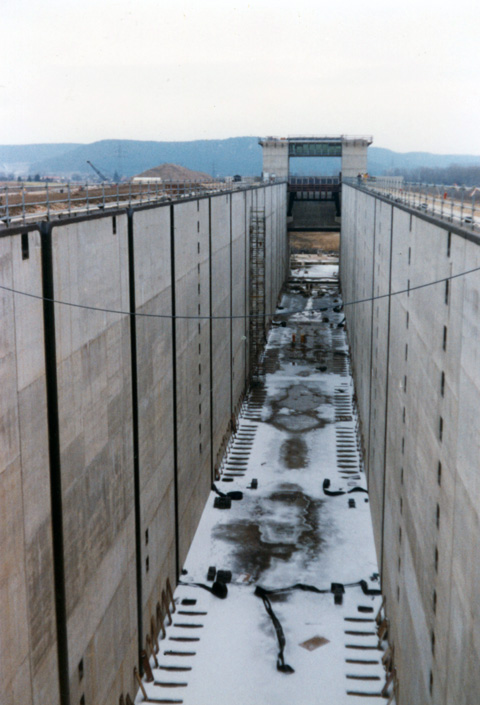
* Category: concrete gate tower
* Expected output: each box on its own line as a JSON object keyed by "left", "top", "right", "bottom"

{"left": 258, "top": 136, "right": 372, "bottom": 179}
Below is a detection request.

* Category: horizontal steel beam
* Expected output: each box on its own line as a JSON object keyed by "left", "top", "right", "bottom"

{"left": 289, "top": 142, "right": 342, "bottom": 157}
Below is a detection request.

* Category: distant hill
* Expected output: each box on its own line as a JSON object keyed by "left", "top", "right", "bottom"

{"left": 0, "top": 143, "right": 83, "bottom": 177}
{"left": 368, "top": 147, "right": 480, "bottom": 175}
{"left": 1, "top": 138, "right": 480, "bottom": 179}
{"left": 28, "top": 138, "right": 261, "bottom": 179}
{"left": 0, "top": 143, "right": 82, "bottom": 163}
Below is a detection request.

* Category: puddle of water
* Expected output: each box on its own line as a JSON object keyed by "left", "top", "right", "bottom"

{"left": 280, "top": 437, "right": 308, "bottom": 469}
{"left": 267, "top": 384, "right": 331, "bottom": 432}
{"left": 275, "top": 414, "right": 324, "bottom": 432}
{"left": 212, "top": 484, "right": 324, "bottom": 581}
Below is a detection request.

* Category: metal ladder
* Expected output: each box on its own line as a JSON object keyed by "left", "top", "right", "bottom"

{"left": 249, "top": 207, "right": 266, "bottom": 374}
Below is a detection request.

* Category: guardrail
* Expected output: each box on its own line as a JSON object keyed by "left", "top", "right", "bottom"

{"left": 348, "top": 178, "right": 480, "bottom": 232}
{"left": 0, "top": 179, "right": 280, "bottom": 228}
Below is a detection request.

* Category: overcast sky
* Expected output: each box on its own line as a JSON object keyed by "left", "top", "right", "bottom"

{"left": 2, "top": 0, "right": 479, "bottom": 154}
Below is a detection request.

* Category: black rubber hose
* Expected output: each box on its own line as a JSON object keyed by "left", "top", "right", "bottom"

{"left": 211, "top": 483, "right": 243, "bottom": 501}
{"left": 255, "top": 589, "right": 294, "bottom": 674}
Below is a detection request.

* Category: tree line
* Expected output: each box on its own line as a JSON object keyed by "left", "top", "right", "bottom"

{"left": 387, "top": 163, "right": 480, "bottom": 186}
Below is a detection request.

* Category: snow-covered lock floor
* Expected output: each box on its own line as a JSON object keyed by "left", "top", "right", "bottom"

{"left": 135, "top": 263, "right": 390, "bottom": 705}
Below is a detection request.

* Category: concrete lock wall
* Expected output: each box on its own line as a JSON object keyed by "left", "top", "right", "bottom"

{"left": 173, "top": 197, "right": 212, "bottom": 568}
{"left": 132, "top": 207, "right": 176, "bottom": 662}
{"left": 52, "top": 214, "right": 136, "bottom": 705}
{"left": 0, "top": 229, "right": 59, "bottom": 705}
{"left": 341, "top": 183, "right": 480, "bottom": 705}
{"left": 0, "top": 182, "right": 287, "bottom": 705}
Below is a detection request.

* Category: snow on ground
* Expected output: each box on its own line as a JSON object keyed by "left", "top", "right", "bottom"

{"left": 291, "top": 263, "right": 339, "bottom": 279}
{"left": 135, "top": 265, "right": 390, "bottom": 705}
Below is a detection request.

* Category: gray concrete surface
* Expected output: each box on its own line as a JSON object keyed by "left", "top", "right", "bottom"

{"left": 132, "top": 206, "right": 176, "bottom": 647}
{"left": 341, "top": 183, "right": 480, "bottom": 705}
{"left": 258, "top": 138, "right": 289, "bottom": 178}
{"left": 0, "top": 229, "right": 59, "bottom": 705}
{"left": 341, "top": 139, "right": 370, "bottom": 178}
{"left": 174, "top": 197, "right": 213, "bottom": 568}
{"left": 52, "top": 215, "right": 136, "bottom": 705}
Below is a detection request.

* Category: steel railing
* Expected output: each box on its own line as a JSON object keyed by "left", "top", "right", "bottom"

{"left": 346, "top": 177, "right": 480, "bottom": 232}
{"left": 0, "top": 178, "right": 283, "bottom": 228}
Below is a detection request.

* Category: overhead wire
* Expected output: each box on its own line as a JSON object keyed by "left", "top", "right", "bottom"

{"left": 0, "top": 263, "right": 479, "bottom": 320}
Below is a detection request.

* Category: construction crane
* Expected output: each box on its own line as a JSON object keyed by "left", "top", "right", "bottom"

{"left": 86, "top": 160, "right": 111, "bottom": 182}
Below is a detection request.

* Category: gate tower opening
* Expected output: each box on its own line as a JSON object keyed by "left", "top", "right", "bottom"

{"left": 259, "top": 135, "right": 372, "bottom": 230}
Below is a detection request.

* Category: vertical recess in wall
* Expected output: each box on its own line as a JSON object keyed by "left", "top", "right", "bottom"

{"left": 263, "top": 187, "right": 267, "bottom": 335}
{"left": 367, "top": 198, "right": 378, "bottom": 484}
{"left": 380, "top": 205, "right": 395, "bottom": 583}
{"left": 169, "top": 204, "right": 180, "bottom": 576}
{"left": 270, "top": 187, "right": 274, "bottom": 320}
{"left": 208, "top": 197, "right": 214, "bottom": 481}
{"left": 244, "top": 191, "right": 248, "bottom": 386}
{"left": 127, "top": 210, "right": 143, "bottom": 667}
{"left": 40, "top": 221, "right": 71, "bottom": 705}
{"left": 230, "top": 193, "right": 233, "bottom": 419}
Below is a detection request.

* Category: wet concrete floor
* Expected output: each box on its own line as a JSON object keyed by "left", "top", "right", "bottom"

{"left": 184, "top": 259, "right": 370, "bottom": 588}
{"left": 154, "top": 255, "right": 384, "bottom": 705}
